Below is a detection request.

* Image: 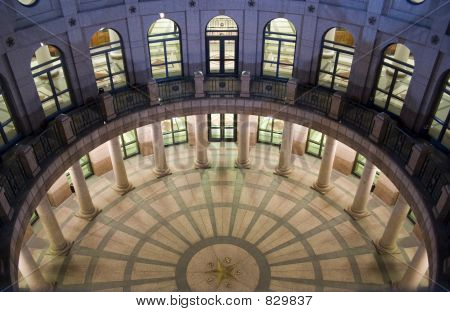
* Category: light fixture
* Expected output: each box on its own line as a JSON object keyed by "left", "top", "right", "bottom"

{"left": 40, "top": 42, "right": 44, "bottom": 47}
{"left": 159, "top": 12, "right": 165, "bottom": 19}
{"left": 99, "top": 27, "right": 105, "bottom": 31}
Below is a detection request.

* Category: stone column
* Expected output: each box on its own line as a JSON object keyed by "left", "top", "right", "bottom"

{"left": 194, "top": 114, "right": 210, "bottom": 169}
{"left": 274, "top": 121, "right": 294, "bottom": 177}
{"left": 235, "top": 114, "right": 251, "bottom": 169}
{"left": 311, "top": 137, "right": 337, "bottom": 194}
{"left": 19, "top": 246, "right": 53, "bottom": 291}
{"left": 397, "top": 244, "right": 429, "bottom": 291}
{"left": 151, "top": 122, "right": 171, "bottom": 178}
{"left": 69, "top": 162, "right": 101, "bottom": 221}
{"left": 36, "top": 196, "right": 73, "bottom": 255}
{"left": 108, "top": 136, "right": 134, "bottom": 195}
{"left": 374, "top": 195, "right": 410, "bottom": 254}
{"left": 346, "top": 159, "right": 377, "bottom": 220}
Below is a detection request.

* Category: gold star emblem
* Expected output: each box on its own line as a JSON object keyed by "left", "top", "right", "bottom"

{"left": 205, "top": 257, "right": 237, "bottom": 287}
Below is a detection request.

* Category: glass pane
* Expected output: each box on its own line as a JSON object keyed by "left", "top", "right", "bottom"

{"left": 278, "top": 65, "right": 293, "bottom": 79}
{"left": 152, "top": 64, "right": 167, "bottom": 80}
{"left": 163, "top": 133, "right": 173, "bottom": 145}
{"left": 273, "top": 119, "right": 284, "bottom": 133}
{"left": 307, "top": 142, "right": 321, "bottom": 157}
{"left": 264, "top": 40, "right": 279, "bottom": 62}
{"left": 320, "top": 49, "right": 336, "bottom": 72}
{"left": 174, "top": 131, "right": 187, "bottom": 143}
{"left": 211, "top": 114, "right": 221, "bottom": 127}
{"left": 4, "top": 122, "right": 17, "bottom": 141}
{"left": 165, "top": 40, "right": 181, "bottom": 62}
{"left": 34, "top": 74, "right": 52, "bottom": 102}
{"left": 374, "top": 90, "right": 388, "bottom": 109}
{"left": 51, "top": 69, "right": 68, "bottom": 93}
{"left": 224, "top": 60, "right": 235, "bottom": 73}
{"left": 272, "top": 132, "right": 282, "bottom": 145}
{"left": 92, "top": 54, "right": 109, "bottom": 80}
{"left": 174, "top": 117, "right": 186, "bottom": 131}
{"left": 149, "top": 42, "right": 165, "bottom": 65}
{"left": 209, "top": 61, "right": 220, "bottom": 73}
{"left": 434, "top": 92, "right": 450, "bottom": 122}
{"left": 168, "top": 62, "right": 182, "bottom": 77}
{"left": 57, "top": 92, "right": 72, "bottom": 110}
{"left": 125, "top": 143, "right": 139, "bottom": 157}
{"left": 224, "top": 128, "right": 234, "bottom": 139}
{"left": 0, "top": 95, "right": 12, "bottom": 124}
{"left": 388, "top": 96, "right": 404, "bottom": 116}
{"left": 442, "top": 129, "right": 450, "bottom": 149}
{"left": 258, "top": 131, "right": 271, "bottom": 143}
{"left": 318, "top": 73, "right": 333, "bottom": 89}
{"left": 211, "top": 129, "right": 221, "bottom": 139}
{"left": 224, "top": 114, "right": 234, "bottom": 127}
{"left": 209, "top": 40, "right": 220, "bottom": 60}
{"left": 259, "top": 117, "right": 272, "bottom": 131}
{"left": 161, "top": 119, "right": 173, "bottom": 133}
{"left": 224, "top": 40, "right": 235, "bottom": 60}
{"left": 122, "top": 130, "right": 137, "bottom": 144}
{"left": 97, "top": 77, "right": 112, "bottom": 91}
{"left": 428, "top": 120, "right": 442, "bottom": 140}
{"left": 279, "top": 41, "right": 295, "bottom": 65}
{"left": 377, "top": 65, "right": 394, "bottom": 92}
{"left": 108, "top": 52, "right": 125, "bottom": 74}
{"left": 392, "top": 73, "right": 411, "bottom": 101}
{"left": 42, "top": 98, "right": 57, "bottom": 117}
{"left": 262, "top": 61, "right": 277, "bottom": 77}
{"left": 112, "top": 74, "right": 127, "bottom": 89}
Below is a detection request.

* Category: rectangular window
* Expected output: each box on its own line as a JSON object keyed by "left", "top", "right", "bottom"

{"left": 306, "top": 129, "right": 326, "bottom": 158}
{"left": 351, "top": 153, "right": 381, "bottom": 184}
{"left": 162, "top": 117, "right": 188, "bottom": 146}
{"left": 257, "top": 117, "right": 284, "bottom": 146}
{"left": 120, "top": 130, "right": 140, "bottom": 159}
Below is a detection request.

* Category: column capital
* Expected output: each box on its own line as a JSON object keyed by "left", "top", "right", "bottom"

{"left": 369, "top": 112, "right": 393, "bottom": 143}
{"left": 240, "top": 71, "right": 251, "bottom": 98}
{"left": 405, "top": 142, "right": 433, "bottom": 176}
{"left": 147, "top": 78, "right": 160, "bottom": 105}
{"left": 99, "top": 92, "right": 116, "bottom": 121}
{"left": 194, "top": 71, "right": 205, "bottom": 98}
{"left": 16, "top": 144, "right": 40, "bottom": 178}
{"left": 55, "top": 114, "right": 76, "bottom": 144}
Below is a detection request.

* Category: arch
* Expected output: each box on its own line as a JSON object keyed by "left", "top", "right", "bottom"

{"left": 4, "top": 98, "right": 441, "bottom": 291}
{"left": 318, "top": 27, "right": 355, "bottom": 92}
{"left": 30, "top": 44, "right": 73, "bottom": 119}
{"left": 147, "top": 18, "right": 183, "bottom": 80}
{"left": 205, "top": 15, "right": 239, "bottom": 76}
{"left": 372, "top": 43, "right": 415, "bottom": 117}
{"left": 262, "top": 18, "right": 297, "bottom": 79}
{"left": 89, "top": 28, "right": 128, "bottom": 92}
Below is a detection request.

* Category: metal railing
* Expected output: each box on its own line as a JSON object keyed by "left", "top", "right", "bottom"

{"left": 113, "top": 85, "right": 149, "bottom": 114}
{"left": 382, "top": 122, "right": 415, "bottom": 165}
{"left": 341, "top": 99, "right": 376, "bottom": 135}
{"left": 69, "top": 101, "right": 103, "bottom": 136}
{"left": 418, "top": 153, "right": 450, "bottom": 204}
{"left": 250, "top": 77, "right": 286, "bottom": 102}
{"left": 296, "top": 85, "right": 332, "bottom": 115}
{"left": 0, "top": 157, "right": 28, "bottom": 205}
{"left": 158, "top": 78, "right": 195, "bottom": 103}
{"left": 29, "top": 124, "right": 65, "bottom": 165}
{"left": 204, "top": 77, "right": 240, "bottom": 97}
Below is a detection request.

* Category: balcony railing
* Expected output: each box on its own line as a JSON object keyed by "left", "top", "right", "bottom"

{"left": 204, "top": 77, "right": 240, "bottom": 97}
{"left": 296, "top": 85, "right": 332, "bottom": 115}
{"left": 382, "top": 122, "right": 415, "bottom": 165}
{"left": 29, "top": 124, "right": 65, "bottom": 165}
{"left": 113, "top": 85, "right": 149, "bottom": 114}
{"left": 418, "top": 153, "right": 450, "bottom": 204}
{"left": 0, "top": 157, "right": 28, "bottom": 205}
{"left": 158, "top": 78, "right": 195, "bottom": 104}
{"left": 69, "top": 101, "right": 103, "bottom": 136}
{"left": 341, "top": 99, "right": 376, "bottom": 135}
{"left": 250, "top": 77, "right": 286, "bottom": 102}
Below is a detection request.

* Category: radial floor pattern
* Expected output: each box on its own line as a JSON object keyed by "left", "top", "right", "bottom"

{"left": 21, "top": 143, "right": 427, "bottom": 291}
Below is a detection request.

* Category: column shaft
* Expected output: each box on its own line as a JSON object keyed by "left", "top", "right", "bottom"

{"left": 346, "top": 159, "right": 377, "bottom": 220}
{"left": 312, "top": 137, "right": 337, "bottom": 194}
{"left": 397, "top": 244, "right": 429, "bottom": 291}
{"left": 375, "top": 195, "right": 410, "bottom": 254}
{"left": 194, "top": 114, "right": 210, "bottom": 169}
{"left": 151, "top": 122, "right": 171, "bottom": 177}
{"left": 108, "top": 136, "right": 134, "bottom": 194}
{"left": 19, "top": 246, "right": 52, "bottom": 291}
{"left": 235, "top": 114, "right": 251, "bottom": 168}
{"left": 274, "top": 121, "right": 294, "bottom": 177}
{"left": 36, "top": 196, "right": 72, "bottom": 255}
{"left": 69, "top": 162, "right": 101, "bottom": 220}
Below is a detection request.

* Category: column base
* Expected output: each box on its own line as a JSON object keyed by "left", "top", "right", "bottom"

{"left": 194, "top": 160, "right": 211, "bottom": 169}
{"left": 274, "top": 166, "right": 293, "bottom": 177}
{"left": 112, "top": 183, "right": 135, "bottom": 196}
{"left": 345, "top": 206, "right": 371, "bottom": 220}
{"left": 153, "top": 167, "right": 172, "bottom": 178}
{"left": 311, "top": 182, "right": 334, "bottom": 194}
{"left": 373, "top": 239, "right": 401, "bottom": 255}
{"left": 75, "top": 208, "right": 102, "bottom": 221}
{"left": 47, "top": 240, "right": 74, "bottom": 256}
{"left": 235, "top": 159, "right": 251, "bottom": 169}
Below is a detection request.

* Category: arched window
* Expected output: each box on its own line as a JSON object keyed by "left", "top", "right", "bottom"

{"left": 89, "top": 28, "right": 127, "bottom": 92}
{"left": 0, "top": 79, "right": 19, "bottom": 149}
{"left": 428, "top": 74, "right": 449, "bottom": 151}
{"left": 206, "top": 15, "right": 238, "bottom": 76}
{"left": 318, "top": 27, "right": 355, "bottom": 92}
{"left": 373, "top": 43, "right": 414, "bottom": 116}
{"left": 148, "top": 18, "right": 183, "bottom": 80}
{"left": 262, "top": 18, "right": 297, "bottom": 80}
{"left": 31, "top": 44, "right": 73, "bottom": 118}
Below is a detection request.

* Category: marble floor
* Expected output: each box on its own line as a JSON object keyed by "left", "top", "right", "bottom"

{"left": 21, "top": 143, "right": 428, "bottom": 291}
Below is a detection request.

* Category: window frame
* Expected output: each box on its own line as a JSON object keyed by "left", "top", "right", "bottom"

{"left": 257, "top": 116, "right": 284, "bottom": 146}
{"left": 427, "top": 74, "right": 450, "bottom": 152}
{"left": 208, "top": 113, "right": 237, "bottom": 142}
{"left": 0, "top": 80, "right": 20, "bottom": 152}
{"left": 148, "top": 19, "right": 184, "bottom": 81}
{"left": 305, "top": 128, "right": 326, "bottom": 158}
{"left": 261, "top": 18, "right": 297, "bottom": 80}
{"left": 120, "top": 129, "right": 140, "bottom": 159}
{"left": 162, "top": 117, "right": 189, "bottom": 146}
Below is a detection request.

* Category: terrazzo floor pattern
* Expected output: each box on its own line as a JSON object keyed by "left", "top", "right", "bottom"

{"left": 22, "top": 143, "right": 426, "bottom": 291}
